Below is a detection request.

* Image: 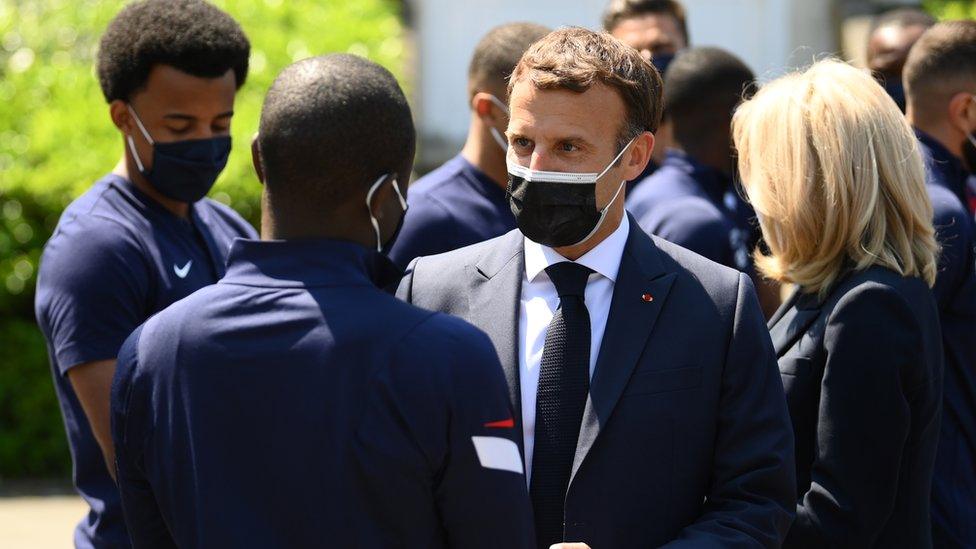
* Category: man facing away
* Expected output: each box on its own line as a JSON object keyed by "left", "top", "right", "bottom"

{"left": 34, "top": 1, "right": 256, "bottom": 546}
{"left": 398, "top": 27, "right": 795, "bottom": 549}
{"left": 904, "top": 21, "right": 976, "bottom": 548}
{"left": 110, "top": 54, "right": 534, "bottom": 548}
{"left": 388, "top": 22, "right": 550, "bottom": 268}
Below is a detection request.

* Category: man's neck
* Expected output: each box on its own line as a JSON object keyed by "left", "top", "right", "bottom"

{"left": 460, "top": 121, "right": 508, "bottom": 190}
{"left": 260, "top": 194, "right": 376, "bottom": 249}
{"left": 114, "top": 156, "right": 191, "bottom": 218}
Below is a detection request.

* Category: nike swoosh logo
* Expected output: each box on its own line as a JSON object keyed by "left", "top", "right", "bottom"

{"left": 173, "top": 260, "right": 193, "bottom": 279}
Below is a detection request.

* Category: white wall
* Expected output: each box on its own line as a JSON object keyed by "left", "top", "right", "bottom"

{"left": 411, "top": 0, "right": 838, "bottom": 168}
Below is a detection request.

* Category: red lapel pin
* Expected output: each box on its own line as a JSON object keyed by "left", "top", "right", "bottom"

{"left": 641, "top": 293, "right": 654, "bottom": 302}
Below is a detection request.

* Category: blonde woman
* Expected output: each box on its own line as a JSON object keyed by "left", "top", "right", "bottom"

{"left": 733, "top": 59, "right": 943, "bottom": 548}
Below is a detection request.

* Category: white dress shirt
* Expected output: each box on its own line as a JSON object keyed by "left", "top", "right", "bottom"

{"left": 519, "top": 215, "right": 630, "bottom": 482}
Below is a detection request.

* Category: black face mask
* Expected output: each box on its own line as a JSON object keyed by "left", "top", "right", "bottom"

{"left": 127, "top": 105, "right": 231, "bottom": 203}
{"left": 365, "top": 173, "right": 408, "bottom": 254}
{"left": 505, "top": 139, "right": 633, "bottom": 248}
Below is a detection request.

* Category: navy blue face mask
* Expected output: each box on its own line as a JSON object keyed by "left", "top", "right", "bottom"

{"left": 126, "top": 105, "right": 231, "bottom": 203}
{"left": 651, "top": 53, "right": 675, "bottom": 76}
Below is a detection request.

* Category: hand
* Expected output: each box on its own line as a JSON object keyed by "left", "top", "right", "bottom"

{"left": 550, "top": 544, "right": 591, "bottom": 549}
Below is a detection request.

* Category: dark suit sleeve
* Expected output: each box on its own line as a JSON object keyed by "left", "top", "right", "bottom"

{"left": 663, "top": 273, "right": 796, "bottom": 548}
{"left": 784, "top": 284, "right": 924, "bottom": 547}
{"left": 434, "top": 318, "right": 535, "bottom": 549}
{"left": 111, "top": 325, "right": 178, "bottom": 549}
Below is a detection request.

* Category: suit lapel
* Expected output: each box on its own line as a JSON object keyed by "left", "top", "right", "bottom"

{"left": 469, "top": 230, "right": 525, "bottom": 450}
{"left": 767, "top": 288, "right": 821, "bottom": 357}
{"left": 571, "top": 218, "right": 676, "bottom": 485}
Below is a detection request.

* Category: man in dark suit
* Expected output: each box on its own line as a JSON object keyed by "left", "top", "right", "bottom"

{"left": 388, "top": 22, "right": 550, "bottom": 269}
{"left": 904, "top": 21, "right": 976, "bottom": 548}
{"left": 111, "top": 54, "right": 534, "bottom": 548}
{"left": 397, "top": 27, "right": 795, "bottom": 548}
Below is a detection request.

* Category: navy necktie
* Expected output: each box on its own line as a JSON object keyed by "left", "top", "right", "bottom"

{"left": 530, "top": 261, "right": 593, "bottom": 548}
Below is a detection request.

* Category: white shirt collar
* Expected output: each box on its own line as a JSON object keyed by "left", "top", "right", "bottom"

{"left": 523, "top": 214, "right": 630, "bottom": 283}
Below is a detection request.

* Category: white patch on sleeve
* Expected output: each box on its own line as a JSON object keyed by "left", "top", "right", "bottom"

{"left": 471, "top": 436, "right": 524, "bottom": 474}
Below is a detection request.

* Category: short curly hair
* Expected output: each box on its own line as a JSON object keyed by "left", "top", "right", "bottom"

{"left": 96, "top": 0, "right": 250, "bottom": 103}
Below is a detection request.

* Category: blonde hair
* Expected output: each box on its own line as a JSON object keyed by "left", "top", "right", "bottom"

{"left": 732, "top": 59, "right": 938, "bottom": 299}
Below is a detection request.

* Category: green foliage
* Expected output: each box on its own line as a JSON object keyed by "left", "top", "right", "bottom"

{"left": 0, "top": 0, "right": 406, "bottom": 479}
{"left": 924, "top": 0, "right": 976, "bottom": 19}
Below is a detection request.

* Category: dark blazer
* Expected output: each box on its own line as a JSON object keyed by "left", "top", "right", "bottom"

{"left": 769, "top": 266, "right": 944, "bottom": 548}
{"left": 397, "top": 216, "right": 796, "bottom": 547}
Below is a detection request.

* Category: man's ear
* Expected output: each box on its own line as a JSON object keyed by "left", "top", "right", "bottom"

{"left": 471, "top": 92, "right": 505, "bottom": 125}
{"left": 109, "top": 100, "right": 131, "bottom": 134}
{"left": 251, "top": 133, "right": 265, "bottom": 185}
{"left": 625, "top": 131, "right": 656, "bottom": 180}
{"left": 946, "top": 91, "right": 975, "bottom": 135}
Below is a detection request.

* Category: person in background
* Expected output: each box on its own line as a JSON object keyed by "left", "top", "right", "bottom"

{"left": 33, "top": 1, "right": 255, "bottom": 546}
{"left": 734, "top": 59, "right": 944, "bottom": 548}
{"left": 626, "top": 48, "right": 753, "bottom": 270}
{"left": 603, "top": 0, "right": 689, "bottom": 186}
{"left": 111, "top": 54, "right": 535, "bottom": 549}
{"left": 626, "top": 48, "right": 780, "bottom": 316}
{"left": 399, "top": 27, "right": 795, "bottom": 549}
{"left": 867, "top": 7, "right": 935, "bottom": 113}
{"left": 388, "top": 22, "right": 550, "bottom": 269}
{"left": 903, "top": 20, "right": 976, "bottom": 548}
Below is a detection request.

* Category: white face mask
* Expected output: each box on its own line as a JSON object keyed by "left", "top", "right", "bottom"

{"left": 506, "top": 134, "right": 635, "bottom": 185}
{"left": 487, "top": 95, "right": 510, "bottom": 153}
{"left": 365, "top": 173, "right": 407, "bottom": 253}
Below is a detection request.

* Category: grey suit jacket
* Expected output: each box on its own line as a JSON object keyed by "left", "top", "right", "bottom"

{"left": 397, "top": 217, "right": 796, "bottom": 547}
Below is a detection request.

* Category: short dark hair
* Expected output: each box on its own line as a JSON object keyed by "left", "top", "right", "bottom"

{"left": 509, "top": 27, "right": 663, "bottom": 150}
{"left": 870, "top": 7, "right": 936, "bottom": 34}
{"left": 601, "top": 0, "right": 689, "bottom": 43}
{"left": 96, "top": 0, "right": 250, "bottom": 103}
{"left": 664, "top": 47, "right": 754, "bottom": 148}
{"left": 904, "top": 20, "right": 976, "bottom": 119}
{"left": 468, "top": 22, "right": 551, "bottom": 98}
{"left": 257, "top": 54, "right": 415, "bottom": 211}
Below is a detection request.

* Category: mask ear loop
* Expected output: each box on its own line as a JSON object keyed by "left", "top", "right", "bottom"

{"left": 487, "top": 95, "right": 510, "bottom": 152}
{"left": 126, "top": 104, "right": 155, "bottom": 173}
{"left": 594, "top": 135, "right": 638, "bottom": 180}
{"left": 365, "top": 173, "right": 396, "bottom": 252}
{"left": 566, "top": 136, "right": 639, "bottom": 247}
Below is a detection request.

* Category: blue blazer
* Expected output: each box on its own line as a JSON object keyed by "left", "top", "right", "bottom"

{"left": 397, "top": 216, "right": 796, "bottom": 547}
